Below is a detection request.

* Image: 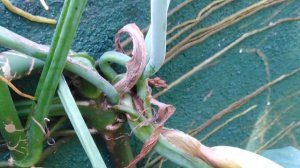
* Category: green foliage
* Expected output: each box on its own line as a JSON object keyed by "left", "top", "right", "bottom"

{"left": 0, "top": 0, "right": 300, "bottom": 168}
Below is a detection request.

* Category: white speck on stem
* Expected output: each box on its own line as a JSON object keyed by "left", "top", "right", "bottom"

{"left": 27, "top": 59, "right": 35, "bottom": 75}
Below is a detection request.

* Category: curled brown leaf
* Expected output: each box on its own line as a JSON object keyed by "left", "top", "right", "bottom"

{"left": 114, "top": 23, "right": 147, "bottom": 95}
{"left": 126, "top": 97, "right": 175, "bottom": 168}
{"left": 149, "top": 77, "right": 168, "bottom": 88}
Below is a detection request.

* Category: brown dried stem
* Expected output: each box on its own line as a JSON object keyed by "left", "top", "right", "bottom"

{"left": 199, "top": 105, "right": 257, "bottom": 141}
{"left": 165, "top": 0, "right": 286, "bottom": 63}
{"left": 166, "top": 0, "right": 233, "bottom": 45}
{"left": 0, "top": 76, "right": 35, "bottom": 100}
{"left": 255, "top": 121, "right": 299, "bottom": 153}
{"left": 189, "top": 67, "right": 300, "bottom": 136}
{"left": 155, "top": 16, "right": 300, "bottom": 98}
{"left": 147, "top": 66, "right": 300, "bottom": 167}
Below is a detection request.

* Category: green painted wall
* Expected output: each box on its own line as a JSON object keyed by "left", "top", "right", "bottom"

{"left": 1, "top": 0, "right": 300, "bottom": 167}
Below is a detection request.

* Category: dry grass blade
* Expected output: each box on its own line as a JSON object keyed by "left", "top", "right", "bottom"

{"left": 114, "top": 23, "right": 147, "bottom": 95}
{"left": 255, "top": 122, "right": 297, "bottom": 153}
{"left": 189, "top": 67, "right": 300, "bottom": 136}
{"left": 146, "top": 16, "right": 300, "bottom": 168}
{"left": 165, "top": 0, "right": 286, "bottom": 63}
{"left": 167, "top": 0, "right": 193, "bottom": 17}
{"left": 167, "top": 0, "right": 233, "bottom": 45}
{"left": 249, "top": 104, "right": 294, "bottom": 146}
{"left": 199, "top": 105, "right": 257, "bottom": 141}
{"left": 155, "top": 17, "right": 300, "bottom": 98}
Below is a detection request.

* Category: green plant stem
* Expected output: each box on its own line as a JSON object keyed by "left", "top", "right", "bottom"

{"left": 113, "top": 95, "right": 211, "bottom": 168}
{"left": 58, "top": 76, "right": 107, "bottom": 168}
{"left": 16, "top": 102, "right": 117, "bottom": 131}
{"left": 0, "top": 81, "right": 28, "bottom": 161}
{"left": 0, "top": 27, "right": 119, "bottom": 104}
{"left": 64, "top": 60, "right": 118, "bottom": 104}
{"left": 103, "top": 126, "right": 135, "bottom": 168}
{"left": 136, "top": 79, "right": 153, "bottom": 118}
{"left": 0, "top": 50, "right": 44, "bottom": 80}
{"left": 0, "top": 27, "right": 48, "bottom": 60}
{"left": 15, "top": 1, "right": 87, "bottom": 167}
{"left": 143, "top": 0, "right": 170, "bottom": 78}
{"left": 98, "top": 51, "right": 130, "bottom": 81}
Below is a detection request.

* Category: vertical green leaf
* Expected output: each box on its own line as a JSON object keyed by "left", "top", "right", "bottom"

{"left": 15, "top": 0, "right": 87, "bottom": 167}
{"left": 58, "top": 77, "right": 107, "bottom": 168}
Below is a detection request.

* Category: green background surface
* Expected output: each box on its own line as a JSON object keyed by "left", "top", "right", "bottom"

{"left": 1, "top": 0, "right": 300, "bottom": 167}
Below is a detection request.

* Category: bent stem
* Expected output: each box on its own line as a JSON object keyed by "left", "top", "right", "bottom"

{"left": 102, "top": 126, "right": 135, "bottom": 168}
{"left": 98, "top": 51, "right": 130, "bottom": 81}
{"left": 58, "top": 76, "right": 107, "bottom": 168}
{"left": 143, "top": 0, "right": 170, "bottom": 78}
{"left": 0, "top": 26, "right": 119, "bottom": 104}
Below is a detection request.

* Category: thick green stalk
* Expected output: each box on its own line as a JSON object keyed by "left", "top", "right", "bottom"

{"left": 0, "top": 27, "right": 48, "bottom": 60}
{"left": 137, "top": 0, "right": 171, "bottom": 120}
{"left": 58, "top": 76, "right": 107, "bottom": 168}
{"left": 34, "top": 0, "right": 86, "bottom": 98}
{"left": 0, "top": 27, "right": 119, "bottom": 104}
{"left": 15, "top": 1, "right": 87, "bottom": 167}
{"left": 0, "top": 81, "right": 28, "bottom": 161}
{"left": 143, "top": 0, "right": 170, "bottom": 78}
{"left": 103, "top": 126, "right": 135, "bottom": 168}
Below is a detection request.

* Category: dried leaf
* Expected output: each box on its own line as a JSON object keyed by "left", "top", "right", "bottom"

{"left": 149, "top": 77, "right": 168, "bottom": 88}
{"left": 161, "top": 129, "right": 283, "bottom": 168}
{"left": 126, "top": 128, "right": 162, "bottom": 168}
{"left": 132, "top": 95, "right": 146, "bottom": 116}
{"left": 126, "top": 98, "right": 175, "bottom": 168}
{"left": 204, "top": 146, "right": 283, "bottom": 168}
{"left": 150, "top": 98, "right": 175, "bottom": 125}
{"left": 114, "top": 23, "right": 147, "bottom": 95}
{"left": 161, "top": 129, "right": 202, "bottom": 158}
